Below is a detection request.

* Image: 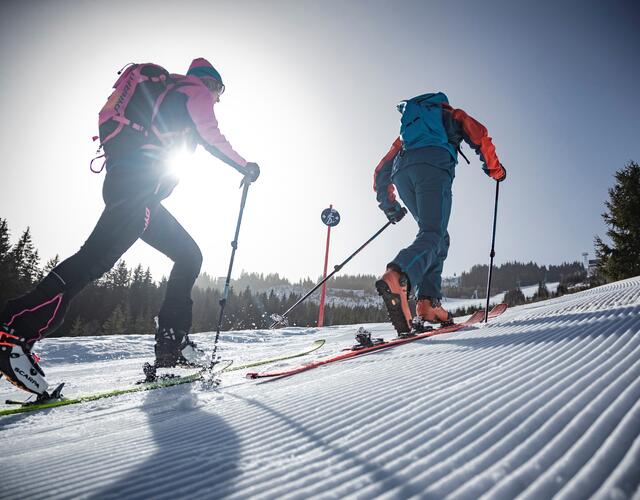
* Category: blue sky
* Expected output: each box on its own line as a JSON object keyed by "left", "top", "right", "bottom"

{"left": 1, "top": 0, "right": 638, "bottom": 282}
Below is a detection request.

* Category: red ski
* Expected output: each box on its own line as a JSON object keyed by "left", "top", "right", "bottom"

{"left": 247, "top": 303, "right": 508, "bottom": 380}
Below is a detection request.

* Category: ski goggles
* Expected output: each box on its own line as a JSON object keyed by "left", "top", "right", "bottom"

{"left": 201, "top": 77, "right": 225, "bottom": 95}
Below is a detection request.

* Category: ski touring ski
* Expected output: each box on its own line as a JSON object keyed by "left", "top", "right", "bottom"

{"left": 225, "top": 339, "right": 325, "bottom": 371}
{"left": 0, "top": 339, "right": 325, "bottom": 416}
{"left": 0, "top": 361, "right": 233, "bottom": 416}
{"left": 246, "top": 303, "right": 508, "bottom": 380}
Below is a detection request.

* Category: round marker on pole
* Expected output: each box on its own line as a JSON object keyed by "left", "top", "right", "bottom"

{"left": 318, "top": 205, "right": 340, "bottom": 327}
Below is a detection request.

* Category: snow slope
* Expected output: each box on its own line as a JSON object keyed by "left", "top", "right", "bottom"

{"left": 1, "top": 277, "right": 639, "bottom": 499}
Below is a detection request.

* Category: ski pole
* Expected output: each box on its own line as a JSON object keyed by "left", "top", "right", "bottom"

{"left": 270, "top": 218, "right": 398, "bottom": 329}
{"left": 484, "top": 180, "right": 500, "bottom": 323}
{"left": 210, "top": 178, "right": 252, "bottom": 367}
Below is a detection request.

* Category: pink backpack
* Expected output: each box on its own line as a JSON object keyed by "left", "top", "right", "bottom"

{"left": 91, "top": 63, "right": 175, "bottom": 172}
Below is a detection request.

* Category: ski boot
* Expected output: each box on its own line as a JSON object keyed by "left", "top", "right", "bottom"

{"left": 154, "top": 327, "right": 207, "bottom": 369}
{"left": 416, "top": 298, "right": 454, "bottom": 327}
{"left": 375, "top": 267, "right": 412, "bottom": 334}
{"left": 0, "top": 324, "right": 49, "bottom": 395}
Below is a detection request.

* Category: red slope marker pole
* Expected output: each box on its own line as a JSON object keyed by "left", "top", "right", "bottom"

{"left": 318, "top": 208, "right": 332, "bottom": 327}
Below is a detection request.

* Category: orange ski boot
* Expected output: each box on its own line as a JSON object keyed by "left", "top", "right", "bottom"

{"left": 416, "top": 298, "right": 454, "bottom": 327}
{"left": 375, "top": 267, "right": 412, "bottom": 334}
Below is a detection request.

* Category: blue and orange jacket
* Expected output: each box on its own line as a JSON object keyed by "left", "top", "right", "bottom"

{"left": 373, "top": 104, "right": 505, "bottom": 210}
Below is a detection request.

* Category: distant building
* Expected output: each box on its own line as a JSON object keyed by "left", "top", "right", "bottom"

{"left": 582, "top": 252, "right": 599, "bottom": 279}
{"left": 587, "top": 259, "right": 599, "bottom": 278}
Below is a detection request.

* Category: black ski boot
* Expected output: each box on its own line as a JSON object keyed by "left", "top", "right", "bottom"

{"left": 154, "top": 327, "right": 207, "bottom": 368}
{"left": 0, "top": 324, "right": 49, "bottom": 395}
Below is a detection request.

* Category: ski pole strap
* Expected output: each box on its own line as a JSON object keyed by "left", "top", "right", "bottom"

{"left": 90, "top": 154, "right": 106, "bottom": 173}
{"left": 457, "top": 145, "right": 471, "bottom": 164}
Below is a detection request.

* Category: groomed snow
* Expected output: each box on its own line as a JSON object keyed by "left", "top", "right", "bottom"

{"left": 1, "top": 277, "right": 639, "bottom": 499}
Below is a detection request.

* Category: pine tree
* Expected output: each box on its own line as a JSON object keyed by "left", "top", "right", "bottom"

{"left": 42, "top": 255, "right": 60, "bottom": 274}
{"left": 0, "top": 219, "right": 15, "bottom": 306}
{"left": 102, "top": 304, "right": 128, "bottom": 335}
{"left": 0, "top": 219, "right": 11, "bottom": 266}
{"left": 533, "top": 282, "right": 550, "bottom": 300}
{"left": 595, "top": 160, "right": 640, "bottom": 281}
{"left": 10, "top": 227, "right": 40, "bottom": 292}
{"left": 69, "top": 316, "right": 89, "bottom": 336}
{"left": 108, "top": 260, "right": 131, "bottom": 289}
{"left": 504, "top": 288, "right": 526, "bottom": 306}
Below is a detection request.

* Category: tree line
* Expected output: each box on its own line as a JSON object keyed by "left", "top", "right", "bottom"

{"left": 444, "top": 261, "right": 587, "bottom": 299}
{"left": 0, "top": 219, "right": 387, "bottom": 337}
{"left": 0, "top": 216, "right": 591, "bottom": 338}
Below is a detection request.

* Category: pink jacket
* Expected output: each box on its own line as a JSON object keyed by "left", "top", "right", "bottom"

{"left": 98, "top": 64, "right": 247, "bottom": 171}
{"left": 172, "top": 75, "right": 247, "bottom": 169}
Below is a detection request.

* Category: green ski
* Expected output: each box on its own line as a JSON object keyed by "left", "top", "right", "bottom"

{"left": 225, "top": 339, "right": 325, "bottom": 371}
{"left": 0, "top": 360, "right": 233, "bottom": 416}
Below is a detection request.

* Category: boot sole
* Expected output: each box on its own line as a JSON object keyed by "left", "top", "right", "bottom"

{"left": 375, "top": 280, "right": 411, "bottom": 334}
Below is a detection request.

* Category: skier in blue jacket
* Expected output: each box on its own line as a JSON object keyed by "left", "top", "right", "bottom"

{"left": 374, "top": 92, "right": 506, "bottom": 334}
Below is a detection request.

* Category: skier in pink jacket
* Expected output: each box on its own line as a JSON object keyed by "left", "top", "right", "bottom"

{"left": 0, "top": 58, "right": 260, "bottom": 396}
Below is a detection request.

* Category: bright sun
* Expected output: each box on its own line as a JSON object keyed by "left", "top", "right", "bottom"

{"left": 167, "top": 147, "right": 197, "bottom": 177}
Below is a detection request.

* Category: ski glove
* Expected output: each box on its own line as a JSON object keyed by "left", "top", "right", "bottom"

{"left": 496, "top": 165, "right": 507, "bottom": 182}
{"left": 484, "top": 164, "right": 507, "bottom": 182}
{"left": 384, "top": 204, "right": 407, "bottom": 224}
{"left": 243, "top": 162, "right": 260, "bottom": 182}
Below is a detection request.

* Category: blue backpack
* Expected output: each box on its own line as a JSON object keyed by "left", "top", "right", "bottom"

{"left": 398, "top": 92, "right": 456, "bottom": 160}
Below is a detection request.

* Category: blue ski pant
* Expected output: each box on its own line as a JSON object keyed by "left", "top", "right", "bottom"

{"left": 391, "top": 163, "right": 453, "bottom": 299}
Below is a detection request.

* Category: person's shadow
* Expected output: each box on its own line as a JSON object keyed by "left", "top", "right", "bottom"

{"left": 89, "top": 384, "right": 240, "bottom": 499}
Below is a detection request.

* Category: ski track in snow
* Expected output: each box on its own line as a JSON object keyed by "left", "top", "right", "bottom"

{"left": 1, "top": 278, "right": 639, "bottom": 499}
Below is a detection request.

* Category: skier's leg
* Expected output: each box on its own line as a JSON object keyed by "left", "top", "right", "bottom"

{"left": 415, "top": 231, "right": 454, "bottom": 325}
{"left": 414, "top": 172, "right": 454, "bottom": 325}
{"left": 375, "top": 167, "right": 420, "bottom": 333}
{"left": 0, "top": 169, "right": 158, "bottom": 393}
{"left": 141, "top": 204, "right": 202, "bottom": 332}
{"left": 418, "top": 184, "right": 452, "bottom": 300}
{"left": 1, "top": 172, "right": 156, "bottom": 342}
{"left": 391, "top": 164, "right": 452, "bottom": 295}
{"left": 140, "top": 205, "right": 204, "bottom": 367}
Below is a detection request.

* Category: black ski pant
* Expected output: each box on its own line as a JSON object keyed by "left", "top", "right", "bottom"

{"left": 0, "top": 164, "right": 202, "bottom": 343}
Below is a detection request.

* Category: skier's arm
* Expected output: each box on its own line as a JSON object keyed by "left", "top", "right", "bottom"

{"left": 373, "top": 137, "right": 403, "bottom": 211}
{"left": 179, "top": 82, "right": 249, "bottom": 174}
{"left": 449, "top": 107, "right": 506, "bottom": 181}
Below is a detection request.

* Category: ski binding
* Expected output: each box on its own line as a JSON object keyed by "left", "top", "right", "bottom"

{"left": 5, "top": 382, "right": 65, "bottom": 407}
{"left": 352, "top": 327, "right": 384, "bottom": 350}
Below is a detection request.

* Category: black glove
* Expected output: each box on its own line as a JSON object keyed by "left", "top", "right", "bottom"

{"left": 384, "top": 204, "right": 407, "bottom": 224}
{"left": 243, "top": 162, "right": 260, "bottom": 182}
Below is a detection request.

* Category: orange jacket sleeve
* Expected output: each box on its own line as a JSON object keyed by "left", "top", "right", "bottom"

{"left": 373, "top": 137, "right": 403, "bottom": 210}
{"left": 448, "top": 106, "right": 505, "bottom": 181}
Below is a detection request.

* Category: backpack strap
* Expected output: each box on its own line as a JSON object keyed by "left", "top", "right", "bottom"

{"left": 150, "top": 82, "right": 175, "bottom": 127}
